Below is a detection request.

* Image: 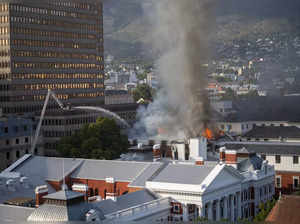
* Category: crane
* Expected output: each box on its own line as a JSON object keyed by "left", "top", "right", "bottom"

{"left": 30, "top": 89, "right": 130, "bottom": 153}
{"left": 30, "top": 89, "right": 71, "bottom": 153}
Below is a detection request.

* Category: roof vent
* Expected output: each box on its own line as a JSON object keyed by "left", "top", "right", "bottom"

{"left": 86, "top": 209, "right": 101, "bottom": 222}
{"left": 20, "top": 176, "right": 30, "bottom": 189}
{"left": 137, "top": 143, "right": 144, "bottom": 149}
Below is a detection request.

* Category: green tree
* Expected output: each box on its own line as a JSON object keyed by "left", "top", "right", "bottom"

{"left": 221, "top": 88, "right": 237, "bottom": 100}
{"left": 56, "top": 117, "right": 129, "bottom": 160}
{"left": 136, "top": 72, "right": 147, "bottom": 81}
{"left": 132, "top": 84, "right": 153, "bottom": 102}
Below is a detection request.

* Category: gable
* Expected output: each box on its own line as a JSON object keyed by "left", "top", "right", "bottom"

{"left": 202, "top": 166, "right": 242, "bottom": 193}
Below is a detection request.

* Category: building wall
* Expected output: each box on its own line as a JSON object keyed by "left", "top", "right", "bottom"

{"left": 275, "top": 171, "right": 300, "bottom": 194}
{"left": 218, "top": 122, "right": 254, "bottom": 135}
{"left": 41, "top": 112, "right": 100, "bottom": 156}
{"left": 0, "top": 115, "right": 44, "bottom": 171}
{"left": 264, "top": 154, "right": 300, "bottom": 172}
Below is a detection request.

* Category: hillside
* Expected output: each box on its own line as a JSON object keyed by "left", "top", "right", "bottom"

{"left": 103, "top": 0, "right": 300, "bottom": 61}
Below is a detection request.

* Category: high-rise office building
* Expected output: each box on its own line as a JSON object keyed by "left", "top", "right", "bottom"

{"left": 0, "top": 0, "right": 104, "bottom": 114}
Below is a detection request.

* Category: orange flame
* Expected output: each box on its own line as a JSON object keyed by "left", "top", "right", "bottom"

{"left": 202, "top": 128, "right": 213, "bottom": 140}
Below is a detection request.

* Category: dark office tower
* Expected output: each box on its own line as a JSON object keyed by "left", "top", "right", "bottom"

{"left": 0, "top": 0, "right": 104, "bottom": 114}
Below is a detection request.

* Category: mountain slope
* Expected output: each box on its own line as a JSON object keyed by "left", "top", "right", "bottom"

{"left": 103, "top": 0, "right": 300, "bottom": 60}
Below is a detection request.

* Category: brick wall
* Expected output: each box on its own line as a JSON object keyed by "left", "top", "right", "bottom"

{"left": 276, "top": 171, "right": 300, "bottom": 194}
{"left": 71, "top": 178, "right": 130, "bottom": 199}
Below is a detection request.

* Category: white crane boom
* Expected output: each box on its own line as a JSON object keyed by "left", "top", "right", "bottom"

{"left": 30, "top": 89, "right": 70, "bottom": 153}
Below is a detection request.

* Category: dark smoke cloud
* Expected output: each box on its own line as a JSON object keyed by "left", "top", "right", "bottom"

{"left": 130, "top": 0, "right": 216, "bottom": 140}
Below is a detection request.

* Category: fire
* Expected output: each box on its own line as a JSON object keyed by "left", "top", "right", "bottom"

{"left": 202, "top": 128, "right": 213, "bottom": 140}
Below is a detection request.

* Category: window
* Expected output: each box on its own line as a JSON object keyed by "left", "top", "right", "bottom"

{"left": 293, "top": 156, "right": 299, "bottom": 164}
{"left": 16, "top": 150, "right": 20, "bottom": 158}
{"left": 275, "top": 155, "right": 281, "bottom": 164}
{"left": 4, "top": 127, "right": 8, "bottom": 133}
{"left": 293, "top": 177, "right": 299, "bottom": 189}
{"left": 6, "top": 139, "right": 9, "bottom": 145}
{"left": 16, "top": 138, "right": 19, "bottom": 144}
{"left": 34, "top": 148, "right": 38, "bottom": 155}
{"left": 25, "top": 137, "right": 29, "bottom": 143}
{"left": 6, "top": 152, "right": 10, "bottom": 160}
{"left": 276, "top": 176, "right": 281, "bottom": 188}
{"left": 261, "top": 154, "right": 266, "bottom": 160}
{"left": 173, "top": 204, "right": 180, "bottom": 213}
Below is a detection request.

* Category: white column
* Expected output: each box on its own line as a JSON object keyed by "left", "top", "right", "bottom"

{"left": 182, "top": 204, "right": 189, "bottom": 222}
{"left": 208, "top": 202, "right": 213, "bottom": 220}
{"left": 237, "top": 192, "right": 242, "bottom": 219}
{"left": 216, "top": 200, "right": 220, "bottom": 221}
{"left": 199, "top": 204, "right": 205, "bottom": 218}
{"left": 223, "top": 196, "right": 228, "bottom": 220}
{"left": 231, "top": 195, "right": 235, "bottom": 222}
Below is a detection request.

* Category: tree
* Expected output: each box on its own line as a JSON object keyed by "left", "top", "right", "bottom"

{"left": 56, "top": 117, "right": 129, "bottom": 160}
{"left": 132, "top": 84, "right": 153, "bottom": 102}
{"left": 136, "top": 72, "right": 147, "bottom": 81}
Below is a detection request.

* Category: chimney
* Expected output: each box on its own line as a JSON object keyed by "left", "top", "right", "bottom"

{"left": 72, "top": 183, "right": 89, "bottom": 201}
{"left": 225, "top": 150, "right": 237, "bottom": 168}
{"left": 148, "top": 139, "right": 155, "bottom": 147}
{"left": 35, "top": 185, "right": 48, "bottom": 207}
{"left": 153, "top": 144, "right": 161, "bottom": 161}
{"left": 189, "top": 137, "right": 207, "bottom": 161}
{"left": 195, "top": 157, "right": 204, "bottom": 166}
{"left": 105, "top": 177, "right": 117, "bottom": 201}
{"left": 219, "top": 147, "right": 226, "bottom": 163}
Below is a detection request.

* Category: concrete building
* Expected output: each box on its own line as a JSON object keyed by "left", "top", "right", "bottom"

{"left": 0, "top": 0, "right": 106, "bottom": 156}
{"left": 105, "top": 90, "right": 134, "bottom": 105}
{"left": 0, "top": 112, "right": 43, "bottom": 171}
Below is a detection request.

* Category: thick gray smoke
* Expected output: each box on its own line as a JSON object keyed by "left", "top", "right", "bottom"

{"left": 131, "top": 0, "right": 216, "bottom": 140}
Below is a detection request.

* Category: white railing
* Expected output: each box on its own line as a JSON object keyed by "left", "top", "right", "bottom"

{"left": 106, "top": 197, "right": 170, "bottom": 220}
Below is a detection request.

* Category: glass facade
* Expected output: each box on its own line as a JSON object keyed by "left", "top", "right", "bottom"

{"left": 0, "top": 0, "right": 104, "bottom": 114}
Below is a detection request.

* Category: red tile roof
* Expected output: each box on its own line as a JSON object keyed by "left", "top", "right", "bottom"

{"left": 266, "top": 195, "right": 300, "bottom": 224}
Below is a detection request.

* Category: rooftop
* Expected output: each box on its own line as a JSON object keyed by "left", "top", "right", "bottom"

{"left": 151, "top": 163, "right": 216, "bottom": 185}
{"left": 266, "top": 195, "right": 300, "bottom": 224}
{"left": 44, "top": 190, "right": 84, "bottom": 201}
{"left": 243, "top": 126, "right": 300, "bottom": 139}
{"left": 224, "top": 141, "right": 300, "bottom": 155}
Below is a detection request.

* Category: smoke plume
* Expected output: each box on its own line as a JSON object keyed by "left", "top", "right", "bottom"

{"left": 131, "top": 0, "right": 216, "bottom": 140}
